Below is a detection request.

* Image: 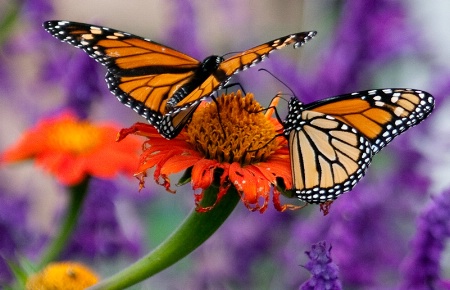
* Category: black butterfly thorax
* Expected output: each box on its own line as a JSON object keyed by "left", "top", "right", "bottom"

{"left": 166, "top": 55, "right": 226, "bottom": 110}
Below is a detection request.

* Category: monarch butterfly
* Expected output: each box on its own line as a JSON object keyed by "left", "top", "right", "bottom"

{"left": 43, "top": 20, "right": 316, "bottom": 139}
{"left": 277, "top": 88, "right": 435, "bottom": 204}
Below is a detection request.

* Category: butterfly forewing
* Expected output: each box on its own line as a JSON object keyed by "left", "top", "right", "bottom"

{"left": 44, "top": 21, "right": 200, "bottom": 70}
{"left": 286, "top": 105, "right": 373, "bottom": 204}
{"left": 218, "top": 31, "right": 317, "bottom": 76}
{"left": 308, "top": 89, "right": 435, "bottom": 153}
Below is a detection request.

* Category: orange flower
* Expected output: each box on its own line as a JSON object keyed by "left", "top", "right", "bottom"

{"left": 119, "top": 91, "right": 300, "bottom": 213}
{"left": 1, "top": 112, "right": 140, "bottom": 185}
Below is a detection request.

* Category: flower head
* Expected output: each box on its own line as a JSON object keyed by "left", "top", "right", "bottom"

{"left": 401, "top": 188, "right": 450, "bottom": 289}
{"left": 299, "top": 241, "right": 342, "bottom": 290}
{"left": 118, "top": 91, "right": 299, "bottom": 213}
{"left": 25, "top": 261, "right": 99, "bottom": 289}
{"left": 1, "top": 112, "right": 140, "bottom": 185}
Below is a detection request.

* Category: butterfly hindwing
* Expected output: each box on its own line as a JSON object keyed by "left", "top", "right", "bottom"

{"left": 284, "top": 99, "right": 373, "bottom": 203}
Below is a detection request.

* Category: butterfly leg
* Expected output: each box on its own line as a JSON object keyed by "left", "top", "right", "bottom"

{"left": 246, "top": 94, "right": 285, "bottom": 152}
{"left": 247, "top": 93, "right": 284, "bottom": 124}
{"left": 223, "top": 82, "right": 247, "bottom": 95}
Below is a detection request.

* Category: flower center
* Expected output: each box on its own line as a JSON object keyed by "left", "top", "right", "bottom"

{"left": 25, "top": 262, "right": 99, "bottom": 289}
{"left": 47, "top": 120, "right": 101, "bottom": 154}
{"left": 186, "top": 91, "right": 281, "bottom": 165}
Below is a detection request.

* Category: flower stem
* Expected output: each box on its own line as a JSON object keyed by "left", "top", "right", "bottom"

{"left": 87, "top": 185, "right": 240, "bottom": 290}
{"left": 0, "top": 1, "right": 21, "bottom": 45}
{"left": 37, "top": 177, "right": 90, "bottom": 269}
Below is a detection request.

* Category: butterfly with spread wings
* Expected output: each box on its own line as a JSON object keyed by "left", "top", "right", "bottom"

{"left": 44, "top": 20, "right": 316, "bottom": 139}
{"left": 276, "top": 88, "right": 434, "bottom": 204}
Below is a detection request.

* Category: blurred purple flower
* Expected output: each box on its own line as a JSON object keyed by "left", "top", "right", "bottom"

{"left": 281, "top": 144, "right": 430, "bottom": 288}
{"left": 5, "top": 0, "right": 54, "bottom": 54}
{"left": 0, "top": 190, "right": 32, "bottom": 284}
{"left": 428, "top": 68, "right": 450, "bottom": 107}
{"left": 63, "top": 179, "right": 142, "bottom": 259}
{"left": 40, "top": 33, "right": 107, "bottom": 119}
{"left": 166, "top": 0, "right": 203, "bottom": 59}
{"left": 400, "top": 188, "right": 450, "bottom": 289}
{"left": 21, "top": 0, "right": 53, "bottom": 25}
{"left": 271, "top": 0, "right": 420, "bottom": 104}
{"left": 299, "top": 241, "right": 342, "bottom": 290}
{"left": 59, "top": 53, "right": 107, "bottom": 119}
{"left": 0, "top": 0, "right": 107, "bottom": 119}
{"left": 184, "top": 208, "right": 286, "bottom": 288}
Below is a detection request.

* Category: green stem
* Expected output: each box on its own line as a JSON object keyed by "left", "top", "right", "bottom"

{"left": 37, "top": 177, "right": 90, "bottom": 269}
{"left": 0, "top": 1, "right": 21, "bottom": 45}
{"left": 87, "top": 185, "right": 240, "bottom": 290}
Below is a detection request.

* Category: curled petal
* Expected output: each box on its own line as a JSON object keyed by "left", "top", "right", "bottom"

{"left": 229, "top": 163, "right": 270, "bottom": 212}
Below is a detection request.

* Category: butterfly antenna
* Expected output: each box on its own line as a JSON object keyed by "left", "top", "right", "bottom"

{"left": 247, "top": 131, "right": 284, "bottom": 153}
{"left": 258, "top": 68, "right": 296, "bottom": 97}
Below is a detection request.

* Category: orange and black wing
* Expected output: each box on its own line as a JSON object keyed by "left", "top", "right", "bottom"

{"left": 44, "top": 20, "right": 201, "bottom": 127}
{"left": 307, "top": 89, "right": 435, "bottom": 153}
{"left": 283, "top": 98, "right": 373, "bottom": 204}
{"left": 160, "top": 31, "right": 317, "bottom": 138}
{"left": 282, "top": 88, "right": 434, "bottom": 204}
{"left": 173, "top": 31, "right": 317, "bottom": 110}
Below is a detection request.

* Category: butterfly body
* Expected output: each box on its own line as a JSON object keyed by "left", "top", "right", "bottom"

{"left": 166, "top": 55, "right": 224, "bottom": 110}
{"left": 44, "top": 20, "right": 316, "bottom": 139}
{"left": 281, "top": 88, "right": 434, "bottom": 204}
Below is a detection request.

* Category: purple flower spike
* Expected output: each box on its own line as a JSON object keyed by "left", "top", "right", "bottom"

{"left": 166, "top": 0, "right": 203, "bottom": 59}
{"left": 0, "top": 191, "right": 32, "bottom": 285}
{"left": 62, "top": 53, "right": 106, "bottom": 119}
{"left": 401, "top": 188, "right": 450, "bottom": 289}
{"left": 300, "top": 241, "right": 342, "bottom": 290}
{"left": 63, "top": 179, "right": 142, "bottom": 259}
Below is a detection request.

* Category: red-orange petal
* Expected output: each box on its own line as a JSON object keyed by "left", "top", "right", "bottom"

{"left": 228, "top": 163, "right": 270, "bottom": 212}
{"left": 191, "top": 159, "right": 223, "bottom": 190}
{"left": 160, "top": 154, "right": 202, "bottom": 176}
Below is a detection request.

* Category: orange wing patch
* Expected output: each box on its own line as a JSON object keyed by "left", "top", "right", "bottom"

{"left": 311, "top": 89, "right": 433, "bottom": 144}
{"left": 118, "top": 72, "right": 195, "bottom": 112}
